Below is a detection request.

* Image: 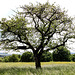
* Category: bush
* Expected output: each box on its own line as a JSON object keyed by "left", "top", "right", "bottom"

{"left": 0, "top": 57, "right": 3, "bottom": 62}
{"left": 21, "top": 51, "right": 34, "bottom": 62}
{"left": 71, "top": 54, "right": 75, "bottom": 62}
{"left": 3, "top": 54, "right": 21, "bottom": 62}
{"left": 52, "top": 46, "right": 71, "bottom": 61}
{"left": 21, "top": 51, "right": 52, "bottom": 62}
{"left": 3, "top": 56, "right": 9, "bottom": 62}
{"left": 40, "top": 51, "right": 52, "bottom": 62}
{"left": 9, "top": 54, "right": 20, "bottom": 62}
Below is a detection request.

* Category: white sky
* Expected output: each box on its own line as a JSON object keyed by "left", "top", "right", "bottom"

{"left": 0, "top": 0, "right": 75, "bottom": 53}
{"left": 0, "top": 0, "right": 75, "bottom": 18}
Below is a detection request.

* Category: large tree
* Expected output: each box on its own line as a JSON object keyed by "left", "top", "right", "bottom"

{"left": 0, "top": 2, "right": 75, "bottom": 69}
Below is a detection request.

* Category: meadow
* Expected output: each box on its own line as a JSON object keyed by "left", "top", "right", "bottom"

{"left": 0, "top": 62, "right": 75, "bottom": 75}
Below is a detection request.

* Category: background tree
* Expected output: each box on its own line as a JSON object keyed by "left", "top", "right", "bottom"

{"left": 71, "top": 54, "right": 75, "bottom": 62}
{"left": 0, "top": 2, "right": 75, "bottom": 69}
{"left": 21, "top": 51, "right": 34, "bottom": 62}
{"left": 3, "top": 56, "right": 9, "bottom": 62}
{"left": 52, "top": 46, "right": 71, "bottom": 61}
{"left": 3, "top": 54, "right": 20, "bottom": 62}
{"left": 40, "top": 51, "right": 52, "bottom": 62}
{"left": 8, "top": 54, "right": 20, "bottom": 62}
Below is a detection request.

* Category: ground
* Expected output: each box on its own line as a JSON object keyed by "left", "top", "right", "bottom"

{"left": 0, "top": 62, "right": 75, "bottom": 75}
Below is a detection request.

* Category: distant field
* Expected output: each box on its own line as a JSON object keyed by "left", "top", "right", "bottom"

{"left": 0, "top": 62, "right": 75, "bottom": 75}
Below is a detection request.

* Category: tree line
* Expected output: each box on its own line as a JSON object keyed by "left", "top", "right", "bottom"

{"left": 0, "top": 46, "right": 75, "bottom": 62}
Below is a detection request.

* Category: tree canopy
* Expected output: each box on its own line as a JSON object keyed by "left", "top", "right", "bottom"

{"left": 0, "top": 2, "right": 75, "bottom": 69}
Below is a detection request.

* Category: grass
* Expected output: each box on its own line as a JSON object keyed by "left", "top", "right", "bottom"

{"left": 0, "top": 62, "right": 75, "bottom": 75}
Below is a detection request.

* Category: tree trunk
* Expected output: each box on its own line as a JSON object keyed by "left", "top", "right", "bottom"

{"left": 34, "top": 55, "right": 41, "bottom": 69}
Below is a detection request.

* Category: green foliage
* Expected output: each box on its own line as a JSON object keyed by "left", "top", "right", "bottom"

{"left": 0, "top": 57, "right": 3, "bottom": 62}
{"left": 21, "top": 51, "right": 52, "bottom": 62}
{"left": 3, "top": 54, "right": 21, "bottom": 62}
{"left": 0, "top": 1, "right": 75, "bottom": 68}
{"left": 8, "top": 54, "right": 20, "bottom": 62}
{"left": 71, "top": 54, "right": 75, "bottom": 62}
{"left": 21, "top": 51, "right": 34, "bottom": 62}
{"left": 40, "top": 51, "right": 52, "bottom": 62}
{"left": 3, "top": 56, "right": 9, "bottom": 62}
{"left": 0, "top": 2, "right": 74, "bottom": 52}
{"left": 52, "top": 46, "right": 71, "bottom": 61}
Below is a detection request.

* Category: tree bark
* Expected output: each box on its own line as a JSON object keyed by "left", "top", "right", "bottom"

{"left": 34, "top": 54, "right": 41, "bottom": 69}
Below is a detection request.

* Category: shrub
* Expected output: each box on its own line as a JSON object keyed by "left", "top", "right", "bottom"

{"left": 9, "top": 54, "right": 20, "bottom": 62}
{"left": 21, "top": 51, "right": 34, "bottom": 62}
{"left": 3, "top": 54, "right": 21, "bottom": 62}
{"left": 21, "top": 51, "right": 52, "bottom": 62}
{"left": 52, "top": 46, "right": 71, "bottom": 61}
{"left": 71, "top": 54, "right": 75, "bottom": 62}
{"left": 40, "top": 51, "right": 52, "bottom": 62}
{"left": 0, "top": 57, "right": 3, "bottom": 62}
{"left": 3, "top": 56, "right": 9, "bottom": 62}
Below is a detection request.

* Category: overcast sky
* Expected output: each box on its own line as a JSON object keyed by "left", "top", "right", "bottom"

{"left": 0, "top": 0, "right": 75, "bottom": 53}
{"left": 0, "top": 0, "right": 75, "bottom": 18}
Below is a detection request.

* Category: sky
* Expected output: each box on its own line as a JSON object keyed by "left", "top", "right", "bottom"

{"left": 0, "top": 0, "right": 75, "bottom": 19}
{"left": 0, "top": 0, "right": 75, "bottom": 54}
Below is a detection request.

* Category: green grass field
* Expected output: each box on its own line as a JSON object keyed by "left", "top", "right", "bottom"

{"left": 0, "top": 62, "right": 75, "bottom": 75}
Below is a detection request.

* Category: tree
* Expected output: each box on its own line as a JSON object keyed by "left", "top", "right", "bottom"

{"left": 40, "top": 51, "right": 52, "bottom": 62}
{"left": 8, "top": 54, "right": 20, "bottom": 62}
{"left": 52, "top": 46, "right": 71, "bottom": 61}
{"left": 0, "top": 2, "right": 75, "bottom": 69}
{"left": 71, "top": 54, "right": 75, "bottom": 62}
{"left": 21, "top": 51, "right": 34, "bottom": 62}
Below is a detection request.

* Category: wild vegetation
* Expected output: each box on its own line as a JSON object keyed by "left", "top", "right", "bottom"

{"left": 0, "top": 1, "right": 75, "bottom": 69}
{"left": 0, "top": 62, "right": 75, "bottom": 75}
{"left": 0, "top": 47, "right": 75, "bottom": 62}
{"left": 0, "top": 1, "right": 75, "bottom": 74}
